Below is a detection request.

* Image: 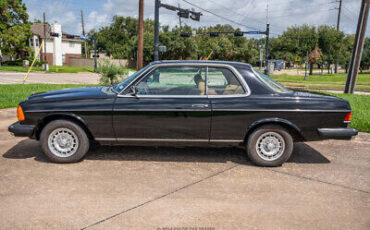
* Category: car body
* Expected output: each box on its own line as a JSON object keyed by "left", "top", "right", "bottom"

{"left": 8, "top": 60, "right": 358, "bottom": 166}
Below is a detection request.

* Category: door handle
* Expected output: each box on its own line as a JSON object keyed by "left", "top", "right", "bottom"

{"left": 192, "top": 104, "right": 209, "bottom": 108}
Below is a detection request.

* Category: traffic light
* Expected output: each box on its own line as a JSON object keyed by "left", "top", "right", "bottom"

{"left": 177, "top": 9, "right": 189, "bottom": 18}
{"left": 209, "top": 32, "right": 219, "bottom": 37}
{"left": 50, "top": 32, "right": 59, "bottom": 37}
{"left": 190, "top": 12, "right": 201, "bottom": 21}
{"left": 234, "top": 31, "right": 244, "bottom": 37}
{"left": 65, "top": 34, "right": 75, "bottom": 39}
{"left": 180, "top": 32, "right": 191, "bottom": 37}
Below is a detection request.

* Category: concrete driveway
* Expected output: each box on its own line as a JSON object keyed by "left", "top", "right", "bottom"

{"left": 0, "top": 108, "right": 369, "bottom": 230}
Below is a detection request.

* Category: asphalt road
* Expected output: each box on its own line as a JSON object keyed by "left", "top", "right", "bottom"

{"left": 0, "top": 108, "right": 369, "bottom": 230}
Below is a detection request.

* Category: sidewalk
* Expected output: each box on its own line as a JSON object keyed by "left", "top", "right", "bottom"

{"left": 0, "top": 71, "right": 100, "bottom": 84}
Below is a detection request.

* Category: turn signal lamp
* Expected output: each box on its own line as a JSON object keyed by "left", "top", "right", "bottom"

{"left": 17, "top": 105, "right": 25, "bottom": 121}
{"left": 344, "top": 112, "right": 352, "bottom": 123}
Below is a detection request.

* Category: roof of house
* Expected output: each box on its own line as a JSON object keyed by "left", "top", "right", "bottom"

{"left": 31, "top": 23, "right": 51, "bottom": 39}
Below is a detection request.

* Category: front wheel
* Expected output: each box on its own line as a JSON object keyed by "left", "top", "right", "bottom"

{"left": 40, "top": 120, "right": 90, "bottom": 163}
{"left": 247, "top": 125, "right": 293, "bottom": 167}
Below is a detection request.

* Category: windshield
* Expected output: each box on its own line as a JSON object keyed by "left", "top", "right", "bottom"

{"left": 114, "top": 65, "right": 151, "bottom": 92}
{"left": 253, "top": 68, "right": 291, "bottom": 93}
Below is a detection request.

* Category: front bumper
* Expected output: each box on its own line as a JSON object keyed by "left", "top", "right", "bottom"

{"left": 8, "top": 122, "right": 35, "bottom": 137}
{"left": 317, "top": 127, "right": 358, "bottom": 140}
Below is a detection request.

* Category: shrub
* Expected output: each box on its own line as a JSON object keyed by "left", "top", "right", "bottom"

{"left": 98, "top": 60, "right": 127, "bottom": 85}
{"left": 2, "top": 57, "right": 46, "bottom": 67}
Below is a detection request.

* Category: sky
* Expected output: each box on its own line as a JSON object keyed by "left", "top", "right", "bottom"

{"left": 23, "top": 0, "right": 366, "bottom": 37}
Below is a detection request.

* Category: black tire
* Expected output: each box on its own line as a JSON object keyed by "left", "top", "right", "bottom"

{"left": 40, "top": 120, "right": 90, "bottom": 163}
{"left": 247, "top": 125, "right": 293, "bottom": 167}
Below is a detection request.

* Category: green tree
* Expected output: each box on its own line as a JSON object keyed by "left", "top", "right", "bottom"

{"left": 0, "top": 0, "right": 32, "bottom": 59}
{"left": 317, "top": 25, "right": 344, "bottom": 73}
{"left": 360, "top": 37, "right": 370, "bottom": 71}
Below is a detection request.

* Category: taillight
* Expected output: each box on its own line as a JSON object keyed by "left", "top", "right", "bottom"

{"left": 17, "top": 105, "right": 25, "bottom": 121}
{"left": 344, "top": 112, "right": 352, "bottom": 123}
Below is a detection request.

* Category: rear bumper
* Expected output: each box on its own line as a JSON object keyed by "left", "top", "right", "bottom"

{"left": 8, "top": 122, "right": 35, "bottom": 137}
{"left": 317, "top": 127, "right": 358, "bottom": 140}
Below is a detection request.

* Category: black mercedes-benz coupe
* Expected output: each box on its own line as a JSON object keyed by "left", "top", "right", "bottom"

{"left": 9, "top": 60, "right": 357, "bottom": 166}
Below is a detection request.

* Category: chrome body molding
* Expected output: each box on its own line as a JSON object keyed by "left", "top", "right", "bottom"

{"left": 95, "top": 138, "right": 243, "bottom": 143}
{"left": 25, "top": 109, "right": 351, "bottom": 113}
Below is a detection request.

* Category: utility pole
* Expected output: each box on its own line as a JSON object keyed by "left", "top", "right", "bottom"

{"left": 154, "top": 0, "right": 201, "bottom": 61}
{"left": 264, "top": 23, "right": 270, "bottom": 75}
{"left": 154, "top": 0, "right": 160, "bottom": 61}
{"left": 81, "top": 10, "right": 88, "bottom": 58}
{"left": 335, "top": 0, "right": 342, "bottom": 73}
{"left": 344, "top": 0, "right": 369, "bottom": 94}
{"left": 43, "top": 12, "right": 47, "bottom": 63}
{"left": 304, "top": 50, "right": 308, "bottom": 80}
{"left": 178, "top": 4, "right": 182, "bottom": 29}
{"left": 93, "top": 32, "right": 98, "bottom": 73}
{"left": 264, "top": 0, "right": 270, "bottom": 75}
{"left": 259, "top": 47, "right": 263, "bottom": 70}
{"left": 137, "top": 0, "right": 144, "bottom": 70}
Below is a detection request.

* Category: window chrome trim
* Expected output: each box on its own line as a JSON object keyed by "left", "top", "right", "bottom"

{"left": 117, "top": 63, "right": 251, "bottom": 98}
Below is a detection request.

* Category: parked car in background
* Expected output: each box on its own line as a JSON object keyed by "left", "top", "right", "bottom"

{"left": 9, "top": 60, "right": 357, "bottom": 166}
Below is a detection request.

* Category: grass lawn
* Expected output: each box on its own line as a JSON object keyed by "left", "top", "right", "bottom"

{"left": 281, "top": 83, "right": 370, "bottom": 91}
{"left": 328, "top": 93, "right": 370, "bottom": 133}
{"left": 0, "top": 66, "right": 44, "bottom": 72}
{"left": 0, "top": 84, "right": 96, "bottom": 109}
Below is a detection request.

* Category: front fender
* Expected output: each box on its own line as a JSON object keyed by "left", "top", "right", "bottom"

{"left": 37, "top": 112, "right": 89, "bottom": 127}
{"left": 34, "top": 112, "right": 91, "bottom": 140}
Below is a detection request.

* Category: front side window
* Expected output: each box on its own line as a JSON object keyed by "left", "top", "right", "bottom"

{"left": 207, "top": 67, "right": 245, "bottom": 95}
{"left": 135, "top": 66, "right": 206, "bottom": 96}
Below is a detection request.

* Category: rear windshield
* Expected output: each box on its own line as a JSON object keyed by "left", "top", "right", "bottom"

{"left": 253, "top": 68, "right": 291, "bottom": 93}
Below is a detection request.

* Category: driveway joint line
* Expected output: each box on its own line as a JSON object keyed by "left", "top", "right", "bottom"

{"left": 267, "top": 168, "right": 369, "bottom": 194}
{"left": 80, "top": 164, "right": 240, "bottom": 230}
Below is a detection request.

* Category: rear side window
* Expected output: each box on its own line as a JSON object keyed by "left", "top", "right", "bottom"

{"left": 136, "top": 66, "right": 206, "bottom": 96}
{"left": 207, "top": 67, "right": 245, "bottom": 95}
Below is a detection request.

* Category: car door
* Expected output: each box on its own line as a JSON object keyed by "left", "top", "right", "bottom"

{"left": 206, "top": 66, "right": 251, "bottom": 143}
{"left": 113, "top": 65, "right": 211, "bottom": 145}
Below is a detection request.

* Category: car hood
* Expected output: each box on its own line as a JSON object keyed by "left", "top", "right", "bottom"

{"left": 27, "top": 86, "right": 113, "bottom": 101}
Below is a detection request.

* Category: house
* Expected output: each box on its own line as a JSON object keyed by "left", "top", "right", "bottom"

{"left": 30, "top": 23, "right": 83, "bottom": 66}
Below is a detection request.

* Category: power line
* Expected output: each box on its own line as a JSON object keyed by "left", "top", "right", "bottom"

{"left": 206, "top": 0, "right": 266, "bottom": 26}
{"left": 343, "top": 5, "right": 358, "bottom": 19}
{"left": 181, "top": 0, "right": 262, "bottom": 31}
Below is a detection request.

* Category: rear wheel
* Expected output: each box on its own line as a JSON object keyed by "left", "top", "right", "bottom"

{"left": 247, "top": 125, "right": 293, "bottom": 167}
{"left": 40, "top": 120, "right": 90, "bottom": 163}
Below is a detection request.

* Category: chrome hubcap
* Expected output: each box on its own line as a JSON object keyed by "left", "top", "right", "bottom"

{"left": 256, "top": 132, "right": 285, "bottom": 161}
{"left": 48, "top": 128, "right": 79, "bottom": 157}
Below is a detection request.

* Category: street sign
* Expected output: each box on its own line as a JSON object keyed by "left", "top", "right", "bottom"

{"left": 158, "top": 45, "right": 167, "bottom": 52}
{"left": 246, "top": 31, "right": 261, "bottom": 34}
{"left": 295, "top": 56, "right": 301, "bottom": 62}
{"left": 80, "top": 35, "right": 90, "bottom": 40}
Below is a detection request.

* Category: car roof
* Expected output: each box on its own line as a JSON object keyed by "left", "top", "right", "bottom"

{"left": 149, "top": 60, "right": 253, "bottom": 68}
